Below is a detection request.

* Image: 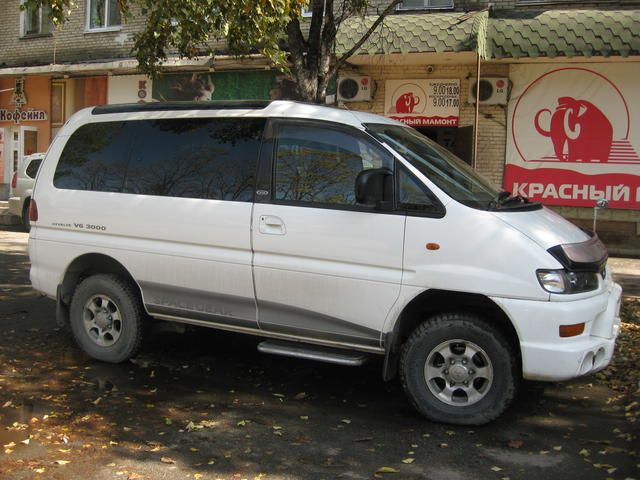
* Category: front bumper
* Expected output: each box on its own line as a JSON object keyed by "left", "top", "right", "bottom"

{"left": 492, "top": 282, "right": 622, "bottom": 381}
{"left": 8, "top": 197, "right": 22, "bottom": 217}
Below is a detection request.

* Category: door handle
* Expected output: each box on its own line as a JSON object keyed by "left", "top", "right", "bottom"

{"left": 259, "top": 215, "right": 286, "bottom": 235}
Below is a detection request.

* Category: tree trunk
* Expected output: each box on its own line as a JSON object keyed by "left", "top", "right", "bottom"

{"left": 285, "top": 0, "right": 402, "bottom": 104}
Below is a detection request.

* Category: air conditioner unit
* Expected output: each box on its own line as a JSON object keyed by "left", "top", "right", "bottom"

{"left": 468, "top": 77, "right": 508, "bottom": 105}
{"left": 337, "top": 76, "right": 373, "bottom": 102}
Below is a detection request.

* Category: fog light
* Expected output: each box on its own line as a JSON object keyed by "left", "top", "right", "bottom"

{"left": 559, "top": 323, "right": 585, "bottom": 337}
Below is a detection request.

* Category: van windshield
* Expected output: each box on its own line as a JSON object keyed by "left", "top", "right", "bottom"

{"left": 367, "top": 124, "right": 520, "bottom": 211}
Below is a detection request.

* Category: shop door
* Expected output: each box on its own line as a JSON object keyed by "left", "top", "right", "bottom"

{"left": 7, "top": 126, "right": 38, "bottom": 180}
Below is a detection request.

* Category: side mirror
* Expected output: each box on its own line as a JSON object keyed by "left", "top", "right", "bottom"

{"left": 355, "top": 167, "right": 393, "bottom": 210}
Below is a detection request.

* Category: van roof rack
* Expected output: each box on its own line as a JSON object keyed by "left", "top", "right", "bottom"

{"left": 92, "top": 100, "right": 273, "bottom": 115}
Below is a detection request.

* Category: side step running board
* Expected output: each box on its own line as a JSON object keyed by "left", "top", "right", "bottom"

{"left": 257, "top": 340, "right": 368, "bottom": 366}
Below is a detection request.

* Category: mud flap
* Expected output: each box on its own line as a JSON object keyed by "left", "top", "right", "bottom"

{"left": 56, "top": 284, "right": 70, "bottom": 327}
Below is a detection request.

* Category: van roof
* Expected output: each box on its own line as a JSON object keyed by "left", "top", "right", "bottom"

{"left": 63, "top": 100, "right": 402, "bottom": 132}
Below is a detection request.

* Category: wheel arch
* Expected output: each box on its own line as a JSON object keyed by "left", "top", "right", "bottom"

{"left": 57, "top": 253, "right": 145, "bottom": 325}
{"left": 382, "top": 289, "right": 521, "bottom": 381}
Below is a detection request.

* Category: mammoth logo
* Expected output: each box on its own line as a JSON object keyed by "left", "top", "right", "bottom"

{"left": 534, "top": 97, "right": 613, "bottom": 163}
{"left": 395, "top": 92, "right": 421, "bottom": 114}
{"left": 512, "top": 67, "right": 639, "bottom": 165}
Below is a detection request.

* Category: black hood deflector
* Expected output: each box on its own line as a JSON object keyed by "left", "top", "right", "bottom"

{"left": 548, "top": 233, "right": 608, "bottom": 273}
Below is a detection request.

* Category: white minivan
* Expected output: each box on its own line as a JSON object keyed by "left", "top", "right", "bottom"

{"left": 28, "top": 101, "right": 622, "bottom": 424}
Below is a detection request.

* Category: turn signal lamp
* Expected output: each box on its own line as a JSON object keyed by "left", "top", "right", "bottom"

{"left": 559, "top": 323, "right": 585, "bottom": 337}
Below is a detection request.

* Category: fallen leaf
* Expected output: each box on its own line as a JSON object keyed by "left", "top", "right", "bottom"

{"left": 508, "top": 440, "right": 524, "bottom": 449}
{"left": 55, "top": 460, "right": 71, "bottom": 465}
{"left": 294, "top": 392, "right": 307, "bottom": 400}
{"left": 376, "top": 467, "right": 400, "bottom": 473}
{"left": 341, "top": 419, "right": 352, "bottom": 424}
{"left": 160, "top": 457, "right": 176, "bottom": 464}
{"left": 402, "top": 458, "right": 415, "bottom": 464}
{"left": 491, "top": 466, "right": 503, "bottom": 472}
{"left": 299, "top": 416, "right": 309, "bottom": 420}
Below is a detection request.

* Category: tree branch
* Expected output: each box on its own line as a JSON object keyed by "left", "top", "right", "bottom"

{"left": 330, "top": 0, "right": 401, "bottom": 78}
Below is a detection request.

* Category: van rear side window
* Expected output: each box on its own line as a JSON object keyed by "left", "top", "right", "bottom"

{"left": 54, "top": 118, "right": 265, "bottom": 201}
{"left": 25, "top": 159, "right": 42, "bottom": 178}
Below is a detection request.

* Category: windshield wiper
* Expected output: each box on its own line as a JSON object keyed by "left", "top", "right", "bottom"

{"left": 487, "top": 191, "right": 532, "bottom": 210}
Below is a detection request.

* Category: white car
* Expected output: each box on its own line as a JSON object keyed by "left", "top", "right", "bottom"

{"left": 27, "top": 101, "right": 622, "bottom": 425}
{"left": 9, "top": 153, "right": 44, "bottom": 231}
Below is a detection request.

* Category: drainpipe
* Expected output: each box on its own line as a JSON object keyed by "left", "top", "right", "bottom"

{"left": 473, "top": 52, "right": 481, "bottom": 169}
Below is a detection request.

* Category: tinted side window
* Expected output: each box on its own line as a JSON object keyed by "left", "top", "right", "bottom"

{"left": 274, "top": 124, "right": 392, "bottom": 206}
{"left": 55, "top": 122, "right": 128, "bottom": 192}
{"left": 54, "top": 118, "right": 264, "bottom": 201}
{"left": 397, "top": 164, "right": 443, "bottom": 215}
{"left": 25, "top": 159, "right": 42, "bottom": 178}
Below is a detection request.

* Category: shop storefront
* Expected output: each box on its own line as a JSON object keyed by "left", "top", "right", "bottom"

{"left": 150, "top": 70, "right": 284, "bottom": 102}
{"left": 49, "top": 76, "right": 108, "bottom": 138}
{"left": 0, "top": 76, "right": 51, "bottom": 199}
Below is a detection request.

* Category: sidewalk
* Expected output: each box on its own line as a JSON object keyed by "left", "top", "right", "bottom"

{"left": 610, "top": 257, "right": 640, "bottom": 298}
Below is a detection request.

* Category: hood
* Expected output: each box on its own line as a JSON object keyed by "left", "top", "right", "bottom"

{"left": 491, "top": 206, "right": 590, "bottom": 250}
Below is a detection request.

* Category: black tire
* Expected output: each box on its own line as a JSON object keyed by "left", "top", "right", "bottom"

{"left": 400, "top": 312, "right": 518, "bottom": 425}
{"left": 21, "top": 199, "right": 31, "bottom": 232}
{"left": 69, "top": 274, "right": 144, "bottom": 363}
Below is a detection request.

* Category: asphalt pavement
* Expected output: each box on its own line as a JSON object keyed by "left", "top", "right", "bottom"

{"left": 0, "top": 225, "right": 637, "bottom": 480}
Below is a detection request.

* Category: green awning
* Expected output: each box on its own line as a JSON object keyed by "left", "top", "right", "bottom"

{"left": 336, "top": 9, "right": 640, "bottom": 60}
{"left": 488, "top": 9, "right": 640, "bottom": 59}
{"left": 335, "top": 13, "right": 480, "bottom": 56}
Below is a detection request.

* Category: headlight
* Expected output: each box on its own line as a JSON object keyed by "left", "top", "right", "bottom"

{"left": 537, "top": 269, "right": 599, "bottom": 294}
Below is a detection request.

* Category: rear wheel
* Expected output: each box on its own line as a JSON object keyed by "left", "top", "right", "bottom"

{"left": 69, "top": 274, "right": 144, "bottom": 363}
{"left": 400, "top": 312, "right": 518, "bottom": 425}
{"left": 21, "top": 199, "right": 30, "bottom": 232}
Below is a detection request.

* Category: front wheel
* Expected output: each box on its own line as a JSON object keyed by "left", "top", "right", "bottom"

{"left": 400, "top": 313, "right": 518, "bottom": 425}
{"left": 69, "top": 274, "right": 144, "bottom": 363}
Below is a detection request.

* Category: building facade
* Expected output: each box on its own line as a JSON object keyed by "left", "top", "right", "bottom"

{"left": 0, "top": 0, "right": 638, "bottom": 252}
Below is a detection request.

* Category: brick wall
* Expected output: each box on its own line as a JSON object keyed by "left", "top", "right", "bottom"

{"left": 340, "top": 62, "right": 510, "bottom": 186}
{"left": 1, "top": 0, "right": 142, "bottom": 67}
{"left": 0, "top": 1, "right": 227, "bottom": 68}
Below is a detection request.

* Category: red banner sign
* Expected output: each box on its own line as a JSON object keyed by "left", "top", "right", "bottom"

{"left": 505, "top": 65, "right": 640, "bottom": 210}
{"left": 385, "top": 79, "right": 460, "bottom": 127}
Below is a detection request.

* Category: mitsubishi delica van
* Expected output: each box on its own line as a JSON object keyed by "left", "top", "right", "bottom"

{"left": 28, "top": 101, "right": 622, "bottom": 425}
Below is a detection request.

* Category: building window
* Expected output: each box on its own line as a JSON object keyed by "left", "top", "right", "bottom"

{"left": 21, "top": 1, "right": 53, "bottom": 36}
{"left": 398, "top": 0, "right": 454, "bottom": 9}
{"left": 87, "top": 0, "right": 122, "bottom": 31}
